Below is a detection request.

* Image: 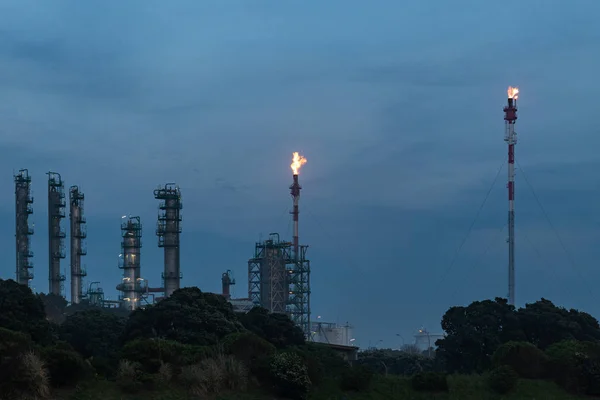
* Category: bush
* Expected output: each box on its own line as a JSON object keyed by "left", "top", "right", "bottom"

{"left": 546, "top": 340, "right": 600, "bottom": 394}
{"left": 116, "top": 359, "right": 143, "bottom": 394}
{"left": 411, "top": 372, "right": 448, "bottom": 392}
{"left": 6, "top": 351, "right": 51, "bottom": 399}
{"left": 269, "top": 352, "right": 312, "bottom": 400}
{"left": 487, "top": 365, "right": 518, "bottom": 394}
{"left": 295, "top": 343, "right": 350, "bottom": 385}
{"left": 120, "top": 338, "right": 215, "bottom": 373}
{"left": 41, "top": 346, "right": 90, "bottom": 387}
{"left": 340, "top": 365, "right": 373, "bottom": 392}
{"left": 492, "top": 341, "right": 548, "bottom": 378}
{"left": 222, "top": 331, "right": 276, "bottom": 365}
{"left": 180, "top": 354, "right": 248, "bottom": 396}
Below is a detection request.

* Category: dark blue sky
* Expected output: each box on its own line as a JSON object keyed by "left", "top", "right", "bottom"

{"left": 1, "top": 0, "right": 600, "bottom": 348}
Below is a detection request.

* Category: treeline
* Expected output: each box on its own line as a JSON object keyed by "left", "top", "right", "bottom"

{"left": 357, "top": 297, "right": 600, "bottom": 396}
{"left": 0, "top": 279, "right": 372, "bottom": 400}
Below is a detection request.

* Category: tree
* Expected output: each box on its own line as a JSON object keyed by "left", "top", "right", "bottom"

{"left": 0, "top": 279, "right": 53, "bottom": 344}
{"left": 38, "top": 293, "right": 68, "bottom": 324}
{"left": 436, "top": 298, "right": 524, "bottom": 373}
{"left": 60, "top": 308, "right": 126, "bottom": 359}
{"left": 238, "top": 307, "right": 305, "bottom": 348}
{"left": 517, "top": 299, "right": 600, "bottom": 349}
{"left": 123, "top": 287, "right": 244, "bottom": 346}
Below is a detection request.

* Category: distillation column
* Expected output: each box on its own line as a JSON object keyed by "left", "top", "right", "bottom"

{"left": 47, "top": 172, "right": 66, "bottom": 296}
{"left": 15, "top": 169, "right": 34, "bottom": 286}
{"left": 69, "top": 186, "right": 87, "bottom": 304}
{"left": 154, "top": 184, "right": 182, "bottom": 298}
{"left": 118, "top": 216, "right": 142, "bottom": 310}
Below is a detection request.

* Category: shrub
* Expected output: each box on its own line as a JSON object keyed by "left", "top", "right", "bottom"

{"left": 6, "top": 351, "right": 51, "bottom": 400}
{"left": 487, "top": 365, "right": 518, "bottom": 394}
{"left": 340, "top": 365, "right": 373, "bottom": 392}
{"left": 411, "top": 372, "right": 449, "bottom": 392}
{"left": 294, "top": 343, "right": 350, "bottom": 386}
{"left": 157, "top": 362, "right": 173, "bottom": 385}
{"left": 223, "top": 331, "right": 276, "bottom": 365}
{"left": 180, "top": 354, "right": 248, "bottom": 396}
{"left": 116, "top": 359, "right": 143, "bottom": 394}
{"left": 269, "top": 352, "right": 312, "bottom": 400}
{"left": 41, "top": 346, "right": 90, "bottom": 387}
{"left": 546, "top": 340, "right": 600, "bottom": 394}
{"left": 492, "top": 341, "right": 548, "bottom": 378}
{"left": 120, "top": 338, "right": 214, "bottom": 373}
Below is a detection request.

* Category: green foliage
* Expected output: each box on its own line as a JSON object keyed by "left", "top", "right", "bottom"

{"left": 123, "top": 287, "right": 244, "bottom": 346}
{"left": 60, "top": 308, "right": 125, "bottom": 360}
{"left": 116, "top": 359, "right": 144, "bottom": 394}
{"left": 180, "top": 354, "right": 248, "bottom": 397}
{"left": 7, "top": 351, "right": 51, "bottom": 400}
{"left": 40, "top": 346, "right": 90, "bottom": 387}
{"left": 120, "top": 338, "right": 215, "bottom": 372}
{"left": 269, "top": 351, "right": 312, "bottom": 400}
{"left": 357, "top": 349, "right": 437, "bottom": 376}
{"left": 291, "top": 343, "right": 350, "bottom": 386}
{"left": 545, "top": 339, "right": 600, "bottom": 395}
{"left": 492, "top": 340, "right": 548, "bottom": 378}
{"left": 410, "top": 372, "right": 449, "bottom": 392}
{"left": 487, "top": 365, "right": 518, "bottom": 394}
{"left": 222, "top": 331, "right": 276, "bottom": 365}
{"left": 340, "top": 364, "right": 373, "bottom": 392}
{"left": 238, "top": 307, "right": 305, "bottom": 348}
{"left": 0, "top": 279, "right": 53, "bottom": 344}
{"left": 38, "top": 293, "right": 68, "bottom": 324}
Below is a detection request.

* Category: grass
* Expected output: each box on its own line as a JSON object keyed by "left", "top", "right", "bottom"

{"left": 52, "top": 374, "right": 590, "bottom": 400}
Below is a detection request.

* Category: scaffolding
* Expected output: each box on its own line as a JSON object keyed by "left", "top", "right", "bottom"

{"left": 69, "top": 186, "right": 87, "bottom": 304}
{"left": 154, "top": 183, "right": 182, "bottom": 298}
{"left": 14, "top": 169, "right": 34, "bottom": 286}
{"left": 248, "top": 233, "right": 311, "bottom": 334}
{"left": 117, "top": 216, "right": 147, "bottom": 310}
{"left": 47, "top": 172, "right": 66, "bottom": 296}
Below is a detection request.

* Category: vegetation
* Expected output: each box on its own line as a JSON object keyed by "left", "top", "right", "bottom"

{"left": 2, "top": 278, "right": 600, "bottom": 399}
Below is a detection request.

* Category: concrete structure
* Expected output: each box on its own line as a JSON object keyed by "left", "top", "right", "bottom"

{"left": 311, "top": 321, "right": 354, "bottom": 347}
{"left": 14, "top": 169, "right": 34, "bottom": 286}
{"left": 414, "top": 328, "right": 445, "bottom": 352}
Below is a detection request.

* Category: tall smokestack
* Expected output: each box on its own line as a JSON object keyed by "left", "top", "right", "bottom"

{"left": 504, "top": 86, "right": 519, "bottom": 306}
{"left": 154, "top": 183, "right": 182, "bottom": 298}
{"left": 15, "top": 169, "right": 34, "bottom": 286}
{"left": 118, "top": 216, "right": 142, "bottom": 311}
{"left": 222, "top": 270, "right": 235, "bottom": 300}
{"left": 47, "top": 172, "right": 66, "bottom": 296}
{"left": 69, "top": 186, "right": 87, "bottom": 305}
{"left": 289, "top": 152, "right": 307, "bottom": 260}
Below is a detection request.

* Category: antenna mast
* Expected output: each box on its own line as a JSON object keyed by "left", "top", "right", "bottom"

{"left": 504, "top": 86, "right": 519, "bottom": 306}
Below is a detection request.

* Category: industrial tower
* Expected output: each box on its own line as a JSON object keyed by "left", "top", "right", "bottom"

{"left": 222, "top": 269, "right": 235, "bottom": 299}
{"left": 15, "top": 169, "right": 34, "bottom": 286}
{"left": 504, "top": 86, "right": 519, "bottom": 306}
{"left": 117, "top": 216, "right": 145, "bottom": 310}
{"left": 47, "top": 172, "right": 66, "bottom": 296}
{"left": 69, "top": 186, "right": 87, "bottom": 304}
{"left": 288, "top": 153, "right": 311, "bottom": 336}
{"left": 248, "top": 152, "right": 311, "bottom": 337}
{"left": 154, "top": 184, "right": 182, "bottom": 298}
{"left": 248, "top": 233, "right": 291, "bottom": 314}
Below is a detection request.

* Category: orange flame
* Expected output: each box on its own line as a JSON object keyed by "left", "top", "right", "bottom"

{"left": 507, "top": 86, "right": 519, "bottom": 100}
{"left": 290, "top": 152, "right": 307, "bottom": 175}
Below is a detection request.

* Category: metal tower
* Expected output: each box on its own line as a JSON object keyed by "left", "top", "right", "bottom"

{"left": 47, "top": 172, "right": 66, "bottom": 296}
{"left": 248, "top": 233, "right": 291, "bottom": 314}
{"left": 117, "top": 216, "right": 144, "bottom": 310}
{"left": 288, "top": 152, "right": 311, "bottom": 337}
{"left": 15, "top": 169, "right": 34, "bottom": 286}
{"left": 504, "top": 86, "right": 519, "bottom": 305}
{"left": 222, "top": 269, "right": 235, "bottom": 299}
{"left": 154, "top": 183, "right": 182, "bottom": 298}
{"left": 69, "top": 186, "right": 87, "bottom": 304}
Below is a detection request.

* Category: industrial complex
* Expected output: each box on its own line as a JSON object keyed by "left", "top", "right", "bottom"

{"left": 7, "top": 86, "right": 519, "bottom": 347}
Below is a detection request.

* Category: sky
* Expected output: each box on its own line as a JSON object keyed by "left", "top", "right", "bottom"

{"left": 1, "top": 0, "right": 600, "bottom": 348}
